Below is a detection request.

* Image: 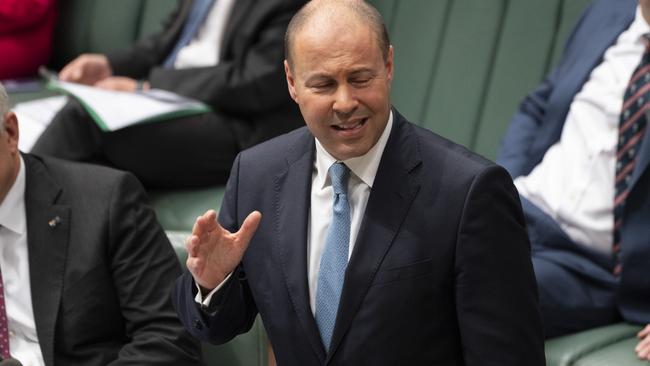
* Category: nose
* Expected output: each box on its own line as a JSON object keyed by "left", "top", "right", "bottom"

{"left": 333, "top": 85, "right": 358, "bottom": 117}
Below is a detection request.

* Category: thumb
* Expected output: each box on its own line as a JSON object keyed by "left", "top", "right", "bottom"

{"left": 71, "top": 67, "right": 83, "bottom": 81}
{"left": 236, "top": 211, "right": 262, "bottom": 247}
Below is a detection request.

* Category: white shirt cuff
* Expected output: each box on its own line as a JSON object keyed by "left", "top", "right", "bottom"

{"left": 193, "top": 272, "right": 233, "bottom": 307}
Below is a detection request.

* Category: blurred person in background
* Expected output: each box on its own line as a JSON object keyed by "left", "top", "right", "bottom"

{"left": 0, "top": 0, "right": 56, "bottom": 79}
{"left": 498, "top": 0, "right": 650, "bottom": 360}
{"left": 32, "top": 0, "right": 307, "bottom": 189}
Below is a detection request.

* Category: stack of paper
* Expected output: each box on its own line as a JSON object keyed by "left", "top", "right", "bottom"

{"left": 47, "top": 79, "right": 211, "bottom": 131}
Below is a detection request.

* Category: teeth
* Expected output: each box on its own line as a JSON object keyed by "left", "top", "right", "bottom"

{"left": 336, "top": 119, "right": 364, "bottom": 130}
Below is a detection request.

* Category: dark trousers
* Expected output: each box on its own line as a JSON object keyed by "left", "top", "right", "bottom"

{"left": 521, "top": 197, "right": 621, "bottom": 339}
{"left": 32, "top": 99, "right": 239, "bottom": 189}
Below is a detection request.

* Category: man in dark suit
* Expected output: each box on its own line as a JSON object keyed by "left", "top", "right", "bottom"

{"left": 173, "top": 1, "right": 545, "bottom": 365}
{"left": 32, "top": 0, "right": 306, "bottom": 189}
{"left": 497, "top": 0, "right": 650, "bottom": 359}
{"left": 0, "top": 82, "right": 201, "bottom": 365}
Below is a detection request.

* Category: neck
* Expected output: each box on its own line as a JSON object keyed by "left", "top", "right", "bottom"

{"left": 642, "top": 4, "right": 650, "bottom": 26}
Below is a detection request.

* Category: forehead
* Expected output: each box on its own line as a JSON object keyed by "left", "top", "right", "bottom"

{"left": 292, "top": 20, "right": 382, "bottom": 76}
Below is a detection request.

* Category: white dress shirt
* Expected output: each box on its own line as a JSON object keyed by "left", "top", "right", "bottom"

{"left": 0, "top": 157, "right": 44, "bottom": 366}
{"left": 515, "top": 6, "right": 650, "bottom": 254}
{"left": 307, "top": 112, "right": 393, "bottom": 314}
{"left": 196, "top": 112, "right": 394, "bottom": 309}
{"left": 174, "top": 0, "right": 236, "bottom": 69}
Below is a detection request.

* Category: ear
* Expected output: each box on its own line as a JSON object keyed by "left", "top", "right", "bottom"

{"left": 284, "top": 60, "right": 299, "bottom": 102}
{"left": 385, "top": 45, "right": 394, "bottom": 84}
{"left": 2, "top": 112, "right": 19, "bottom": 153}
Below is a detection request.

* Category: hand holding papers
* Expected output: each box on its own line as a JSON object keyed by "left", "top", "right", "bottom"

{"left": 46, "top": 77, "right": 211, "bottom": 131}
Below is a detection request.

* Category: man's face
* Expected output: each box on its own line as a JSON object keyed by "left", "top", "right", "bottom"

{"left": 285, "top": 19, "right": 393, "bottom": 161}
{"left": 0, "top": 112, "right": 20, "bottom": 205}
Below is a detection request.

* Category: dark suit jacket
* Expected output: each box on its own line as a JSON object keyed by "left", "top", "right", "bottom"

{"left": 497, "top": 0, "right": 650, "bottom": 324}
{"left": 23, "top": 154, "right": 201, "bottom": 366}
{"left": 106, "top": 0, "right": 306, "bottom": 150}
{"left": 174, "top": 110, "right": 545, "bottom": 365}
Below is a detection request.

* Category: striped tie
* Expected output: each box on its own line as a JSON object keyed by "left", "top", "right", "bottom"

{"left": 0, "top": 264, "right": 10, "bottom": 359}
{"left": 613, "top": 33, "right": 650, "bottom": 275}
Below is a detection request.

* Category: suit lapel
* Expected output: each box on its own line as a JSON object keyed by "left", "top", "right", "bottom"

{"left": 221, "top": 0, "right": 255, "bottom": 57}
{"left": 23, "top": 155, "right": 70, "bottom": 366}
{"left": 327, "top": 112, "right": 422, "bottom": 361}
{"left": 273, "top": 131, "right": 326, "bottom": 361}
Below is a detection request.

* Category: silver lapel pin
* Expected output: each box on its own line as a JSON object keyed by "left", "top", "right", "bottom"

{"left": 48, "top": 216, "right": 61, "bottom": 228}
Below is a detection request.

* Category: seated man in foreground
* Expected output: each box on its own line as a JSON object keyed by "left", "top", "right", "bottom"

{"left": 0, "top": 82, "right": 201, "bottom": 365}
{"left": 173, "top": 1, "right": 545, "bottom": 365}
{"left": 498, "top": 0, "right": 650, "bottom": 359}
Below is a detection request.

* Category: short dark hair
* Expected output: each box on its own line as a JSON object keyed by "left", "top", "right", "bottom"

{"left": 284, "top": 0, "right": 390, "bottom": 69}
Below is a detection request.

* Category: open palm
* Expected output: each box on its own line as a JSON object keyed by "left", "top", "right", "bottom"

{"left": 185, "top": 210, "right": 262, "bottom": 291}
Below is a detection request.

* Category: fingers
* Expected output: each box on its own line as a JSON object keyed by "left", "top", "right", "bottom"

{"left": 637, "top": 333, "right": 650, "bottom": 360}
{"left": 59, "top": 59, "right": 82, "bottom": 82}
{"left": 237, "top": 211, "right": 262, "bottom": 247}
{"left": 186, "top": 210, "right": 222, "bottom": 259}
{"left": 192, "top": 210, "right": 220, "bottom": 237}
{"left": 59, "top": 54, "right": 111, "bottom": 84}
{"left": 94, "top": 76, "right": 138, "bottom": 91}
{"left": 638, "top": 324, "right": 650, "bottom": 338}
{"left": 186, "top": 256, "right": 203, "bottom": 275}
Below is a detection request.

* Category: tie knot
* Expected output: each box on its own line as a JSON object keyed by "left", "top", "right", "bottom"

{"left": 329, "top": 162, "right": 350, "bottom": 195}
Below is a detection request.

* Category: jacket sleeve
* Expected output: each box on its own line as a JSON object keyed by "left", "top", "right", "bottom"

{"left": 106, "top": 0, "right": 190, "bottom": 80}
{"left": 106, "top": 172, "right": 202, "bottom": 365}
{"left": 496, "top": 1, "right": 595, "bottom": 178}
{"left": 454, "top": 165, "right": 545, "bottom": 366}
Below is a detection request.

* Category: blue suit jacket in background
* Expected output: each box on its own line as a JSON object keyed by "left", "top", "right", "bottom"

{"left": 497, "top": 0, "right": 650, "bottom": 325}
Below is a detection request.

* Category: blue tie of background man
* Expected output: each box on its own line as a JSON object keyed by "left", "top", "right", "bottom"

{"left": 163, "top": 0, "right": 216, "bottom": 68}
{"left": 315, "top": 162, "right": 351, "bottom": 352}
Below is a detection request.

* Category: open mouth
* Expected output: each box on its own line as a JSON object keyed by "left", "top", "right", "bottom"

{"left": 332, "top": 118, "right": 368, "bottom": 131}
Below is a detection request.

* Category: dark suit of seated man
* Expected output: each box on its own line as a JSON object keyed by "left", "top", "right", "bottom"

{"left": 0, "top": 83, "right": 201, "bottom": 365}
{"left": 31, "top": 0, "right": 307, "bottom": 189}
{"left": 497, "top": 0, "right": 650, "bottom": 360}
{"left": 172, "top": 1, "right": 546, "bottom": 365}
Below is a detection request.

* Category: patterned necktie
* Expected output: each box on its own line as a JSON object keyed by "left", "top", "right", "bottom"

{"left": 162, "top": 0, "right": 216, "bottom": 68}
{"left": 315, "top": 162, "right": 351, "bottom": 352}
{"left": 613, "top": 33, "right": 650, "bottom": 275}
{"left": 0, "top": 262, "right": 10, "bottom": 359}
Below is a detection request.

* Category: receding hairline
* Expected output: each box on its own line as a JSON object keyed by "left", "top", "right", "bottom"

{"left": 284, "top": 0, "right": 390, "bottom": 69}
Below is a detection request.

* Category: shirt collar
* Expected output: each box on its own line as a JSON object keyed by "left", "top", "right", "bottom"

{"left": 314, "top": 110, "right": 394, "bottom": 189}
{"left": 0, "top": 156, "right": 26, "bottom": 235}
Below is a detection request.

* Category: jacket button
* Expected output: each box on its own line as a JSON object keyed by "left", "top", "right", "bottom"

{"left": 193, "top": 318, "right": 203, "bottom": 330}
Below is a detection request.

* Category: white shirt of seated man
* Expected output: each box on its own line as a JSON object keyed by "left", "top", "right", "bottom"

{"left": 0, "top": 156, "right": 45, "bottom": 366}
{"left": 515, "top": 5, "right": 650, "bottom": 254}
{"left": 173, "top": 0, "right": 237, "bottom": 69}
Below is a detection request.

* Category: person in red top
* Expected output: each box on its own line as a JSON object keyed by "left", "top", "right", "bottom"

{"left": 0, "top": 0, "right": 56, "bottom": 79}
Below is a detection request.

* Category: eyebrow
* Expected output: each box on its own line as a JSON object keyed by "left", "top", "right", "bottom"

{"left": 304, "top": 67, "right": 376, "bottom": 84}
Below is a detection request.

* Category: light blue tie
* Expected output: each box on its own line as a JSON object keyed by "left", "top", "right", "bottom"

{"left": 163, "top": 0, "right": 216, "bottom": 68}
{"left": 315, "top": 162, "right": 351, "bottom": 352}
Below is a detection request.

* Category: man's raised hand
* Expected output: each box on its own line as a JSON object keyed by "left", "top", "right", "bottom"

{"left": 185, "top": 210, "right": 262, "bottom": 292}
